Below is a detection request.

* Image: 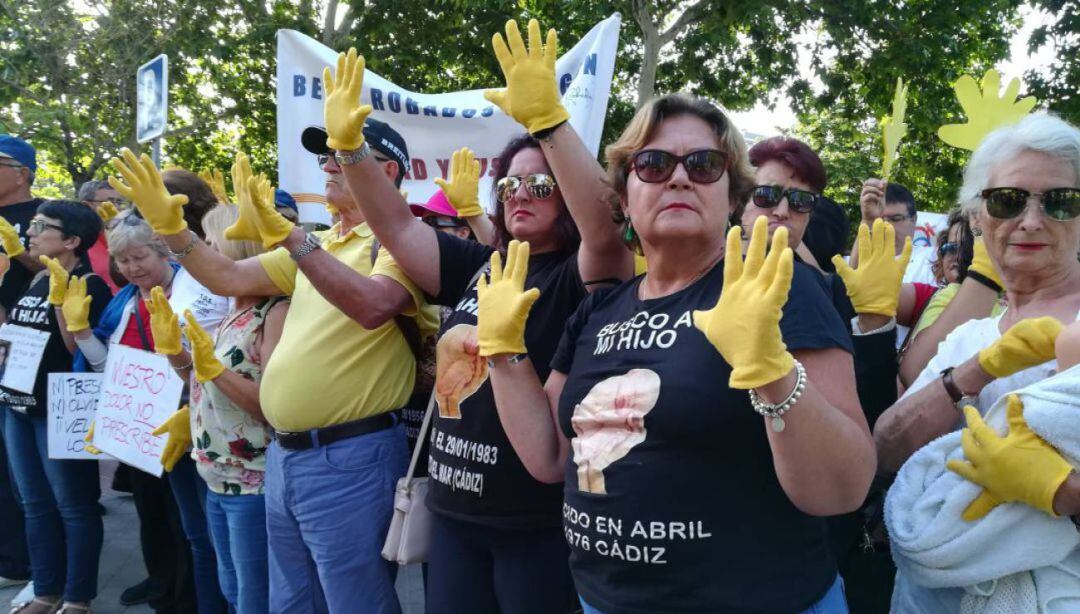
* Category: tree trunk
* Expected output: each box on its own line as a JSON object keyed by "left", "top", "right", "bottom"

{"left": 631, "top": 0, "right": 709, "bottom": 109}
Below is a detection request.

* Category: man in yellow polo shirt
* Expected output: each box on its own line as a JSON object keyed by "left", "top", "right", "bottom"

{"left": 109, "top": 118, "right": 435, "bottom": 614}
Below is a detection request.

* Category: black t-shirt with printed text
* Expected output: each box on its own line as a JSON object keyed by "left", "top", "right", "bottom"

{"left": 552, "top": 259, "right": 852, "bottom": 614}
{"left": 426, "top": 231, "right": 587, "bottom": 529}
{"left": 0, "top": 262, "right": 112, "bottom": 416}
{"left": 0, "top": 199, "right": 43, "bottom": 312}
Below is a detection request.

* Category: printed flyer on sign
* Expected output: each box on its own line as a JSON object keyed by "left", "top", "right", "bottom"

{"left": 92, "top": 345, "right": 184, "bottom": 476}
{"left": 0, "top": 323, "right": 50, "bottom": 393}
{"left": 47, "top": 372, "right": 105, "bottom": 460}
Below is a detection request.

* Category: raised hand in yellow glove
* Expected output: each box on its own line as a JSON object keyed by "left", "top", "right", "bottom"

{"left": 109, "top": 148, "right": 189, "bottom": 235}
{"left": 968, "top": 236, "right": 1003, "bottom": 289}
{"left": 947, "top": 394, "right": 1074, "bottom": 520}
{"left": 323, "top": 48, "right": 373, "bottom": 151}
{"left": 147, "top": 286, "right": 181, "bottom": 355}
{"left": 247, "top": 175, "right": 294, "bottom": 248}
{"left": 977, "top": 316, "right": 1061, "bottom": 379}
{"left": 434, "top": 147, "right": 483, "bottom": 218}
{"left": 40, "top": 256, "right": 69, "bottom": 306}
{"left": 84, "top": 421, "right": 103, "bottom": 456}
{"left": 151, "top": 405, "right": 192, "bottom": 472}
{"left": 484, "top": 19, "right": 569, "bottom": 135}
{"left": 96, "top": 201, "right": 119, "bottom": 223}
{"left": 62, "top": 276, "right": 92, "bottom": 332}
{"left": 476, "top": 240, "right": 540, "bottom": 356}
{"left": 0, "top": 217, "right": 24, "bottom": 257}
{"left": 225, "top": 153, "right": 262, "bottom": 244}
{"left": 694, "top": 216, "right": 795, "bottom": 389}
{"left": 831, "top": 219, "right": 912, "bottom": 317}
{"left": 199, "top": 168, "right": 230, "bottom": 204}
{"left": 183, "top": 310, "right": 225, "bottom": 383}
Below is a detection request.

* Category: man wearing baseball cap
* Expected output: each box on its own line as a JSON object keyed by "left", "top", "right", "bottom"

{"left": 0, "top": 135, "right": 46, "bottom": 319}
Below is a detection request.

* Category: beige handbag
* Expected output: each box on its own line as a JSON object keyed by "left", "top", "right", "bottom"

{"left": 382, "top": 391, "right": 436, "bottom": 564}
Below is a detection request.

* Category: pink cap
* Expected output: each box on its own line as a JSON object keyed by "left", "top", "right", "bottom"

{"left": 409, "top": 189, "right": 460, "bottom": 218}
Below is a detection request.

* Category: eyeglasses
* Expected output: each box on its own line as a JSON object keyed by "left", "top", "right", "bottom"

{"left": 495, "top": 174, "right": 557, "bottom": 203}
{"left": 938, "top": 241, "right": 959, "bottom": 257}
{"left": 750, "top": 185, "right": 818, "bottom": 214}
{"left": 629, "top": 149, "right": 728, "bottom": 184}
{"left": 316, "top": 152, "right": 391, "bottom": 166}
{"left": 29, "top": 219, "right": 64, "bottom": 234}
{"left": 981, "top": 187, "right": 1080, "bottom": 221}
{"left": 88, "top": 197, "right": 131, "bottom": 208}
{"left": 883, "top": 213, "right": 914, "bottom": 224}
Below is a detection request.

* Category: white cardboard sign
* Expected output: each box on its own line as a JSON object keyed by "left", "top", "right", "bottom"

{"left": 47, "top": 372, "right": 105, "bottom": 460}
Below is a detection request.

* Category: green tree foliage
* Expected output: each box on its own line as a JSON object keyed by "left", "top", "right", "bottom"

{"left": 1026, "top": 0, "right": 1080, "bottom": 123}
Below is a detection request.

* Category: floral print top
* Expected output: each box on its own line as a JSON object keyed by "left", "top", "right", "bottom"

{"left": 191, "top": 297, "right": 286, "bottom": 495}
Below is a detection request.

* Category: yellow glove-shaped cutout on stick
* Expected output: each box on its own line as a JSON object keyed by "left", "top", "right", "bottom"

{"left": 978, "top": 316, "right": 1062, "bottom": 379}
{"left": 0, "top": 217, "right": 24, "bottom": 257}
{"left": 968, "top": 236, "right": 1004, "bottom": 289}
{"left": 947, "top": 394, "right": 1074, "bottom": 520}
{"left": 109, "top": 148, "right": 189, "bottom": 235}
{"left": 151, "top": 405, "right": 192, "bottom": 472}
{"left": 476, "top": 240, "right": 540, "bottom": 356}
{"left": 40, "top": 256, "right": 69, "bottom": 306}
{"left": 62, "top": 276, "right": 92, "bottom": 332}
{"left": 694, "top": 216, "right": 795, "bottom": 389}
{"left": 484, "top": 19, "right": 570, "bottom": 135}
{"left": 184, "top": 310, "right": 225, "bottom": 383}
{"left": 832, "top": 219, "right": 912, "bottom": 317}
{"left": 323, "top": 48, "right": 373, "bottom": 151}
{"left": 434, "top": 147, "right": 483, "bottom": 218}
{"left": 147, "top": 286, "right": 182, "bottom": 355}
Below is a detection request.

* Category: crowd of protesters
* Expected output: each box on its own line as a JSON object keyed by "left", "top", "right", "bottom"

{"left": 0, "top": 16, "right": 1079, "bottom": 614}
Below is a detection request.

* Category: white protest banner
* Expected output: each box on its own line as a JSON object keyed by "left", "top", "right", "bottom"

{"left": 276, "top": 14, "right": 621, "bottom": 224}
{"left": 0, "top": 323, "right": 50, "bottom": 393}
{"left": 93, "top": 345, "right": 184, "bottom": 477}
{"left": 47, "top": 373, "right": 105, "bottom": 460}
{"left": 913, "top": 210, "right": 948, "bottom": 249}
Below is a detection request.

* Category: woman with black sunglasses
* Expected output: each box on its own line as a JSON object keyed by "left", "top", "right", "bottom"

{"left": 318, "top": 21, "right": 632, "bottom": 614}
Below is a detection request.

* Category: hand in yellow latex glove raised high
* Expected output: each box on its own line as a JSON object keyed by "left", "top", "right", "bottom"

{"left": 484, "top": 19, "right": 569, "bottom": 135}
{"left": 109, "top": 148, "right": 189, "bottom": 235}
{"left": 947, "top": 394, "right": 1074, "bottom": 520}
{"left": 225, "top": 155, "right": 294, "bottom": 248}
{"left": 147, "top": 286, "right": 181, "bottom": 355}
{"left": 0, "top": 217, "right": 24, "bottom": 257}
{"left": 151, "top": 405, "right": 192, "bottom": 472}
{"left": 476, "top": 240, "right": 540, "bottom": 356}
{"left": 62, "top": 276, "right": 92, "bottom": 332}
{"left": 198, "top": 168, "right": 230, "bottom": 204}
{"left": 434, "top": 147, "right": 483, "bottom": 218}
{"left": 40, "top": 256, "right": 69, "bottom": 306}
{"left": 968, "top": 236, "right": 1003, "bottom": 289}
{"left": 225, "top": 153, "right": 262, "bottom": 244}
{"left": 694, "top": 216, "right": 795, "bottom": 389}
{"left": 183, "top": 310, "right": 225, "bottom": 383}
{"left": 323, "top": 48, "right": 373, "bottom": 151}
{"left": 96, "top": 201, "right": 119, "bottom": 223}
{"left": 978, "top": 316, "right": 1061, "bottom": 379}
{"left": 832, "top": 219, "right": 912, "bottom": 317}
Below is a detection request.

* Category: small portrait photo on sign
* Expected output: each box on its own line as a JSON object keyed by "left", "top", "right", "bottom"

{"left": 0, "top": 340, "right": 11, "bottom": 383}
{"left": 136, "top": 55, "right": 168, "bottom": 143}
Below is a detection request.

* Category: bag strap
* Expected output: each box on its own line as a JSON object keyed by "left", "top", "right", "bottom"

{"left": 130, "top": 298, "right": 153, "bottom": 352}
{"left": 404, "top": 389, "right": 437, "bottom": 481}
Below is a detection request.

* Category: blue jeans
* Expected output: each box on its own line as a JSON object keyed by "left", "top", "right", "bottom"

{"left": 0, "top": 421, "right": 30, "bottom": 580}
{"left": 168, "top": 454, "right": 226, "bottom": 614}
{"left": 206, "top": 491, "right": 268, "bottom": 614}
{"left": 2, "top": 408, "right": 102, "bottom": 602}
{"left": 265, "top": 424, "right": 408, "bottom": 614}
{"left": 580, "top": 574, "right": 848, "bottom": 614}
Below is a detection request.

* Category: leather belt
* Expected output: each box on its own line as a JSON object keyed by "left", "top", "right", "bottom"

{"left": 274, "top": 412, "right": 397, "bottom": 450}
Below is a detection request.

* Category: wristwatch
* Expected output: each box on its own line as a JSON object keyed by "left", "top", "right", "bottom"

{"left": 941, "top": 366, "right": 978, "bottom": 412}
{"left": 289, "top": 233, "right": 322, "bottom": 261}
{"left": 334, "top": 142, "right": 371, "bottom": 166}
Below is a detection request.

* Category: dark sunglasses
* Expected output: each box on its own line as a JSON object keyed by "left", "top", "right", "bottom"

{"left": 938, "top": 241, "right": 959, "bottom": 257}
{"left": 629, "top": 149, "right": 728, "bottom": 184}
{"left": 981, "top": 187, "right": 1080, "bottom": 221}
{"left": 495, "top": 174, "right": 557, "bottom": 203}
{"left": 750, "top": 185, "right": 818, "bottom": 213}
{"left": 29, "top": 218, "right": 64, "bottom": 234}
{"left": 421, "top": 216, "right": 464, "bottom": 229}
{"left": 317, "top": 152, "right": 391, "bottom": 166}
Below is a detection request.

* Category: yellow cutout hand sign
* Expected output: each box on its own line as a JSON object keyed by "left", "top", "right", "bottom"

{"left": 881, "top": 77, "right": 908, "bottom": 182}
{"left": 938, "top": 69, "right": 1037, "bottom": 151}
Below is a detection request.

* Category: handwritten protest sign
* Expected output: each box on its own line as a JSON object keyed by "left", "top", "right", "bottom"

{"left": 92, "top": 345, "right": 184, "bottom": 476}
{"left": 47, "top": 372, "right": 104, "bottom": 460}
{"left": 0, "top": 323, "right": 50, "bottom": 393}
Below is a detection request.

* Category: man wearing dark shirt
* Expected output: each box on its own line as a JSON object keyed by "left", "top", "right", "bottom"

{"left": 0, "top": 135, "right": 45, "bottom": 321}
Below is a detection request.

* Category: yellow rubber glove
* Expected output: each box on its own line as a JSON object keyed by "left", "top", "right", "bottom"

{"left": 151, "top": 405, "right": 192, "bottom": 472}
{"left": 434, "top": 147, "right": 483, "bottom": 218}
{"left": 84, "top": 421, "right": 103, "bottom": 456}
{"left": 484, "top": 19, "right": 570, "bottom": 135}
{"left": 246, "top": 175, "right": 294, "bottom": 248}
{"left": 322, "top": 48, "right": 373, "bottom": 151}
{"left": 968, "top": 236, "right": 1003, "bottom": 288}
{"left": 476, "top": 240, "right": 540, "bottom": 356}
{"left": 61, "top": 276, "right": 92, "bottom": 332}
{"left": 694, "top": 216, "right": 795, "bottom": 389}
{"left": 225, "top": 153, "right": 262, "bottom": 244}
{"left": 108, "top": 148, "right": 189, "bottom": 235}
{"left": 146, "top": 286, "right": 181, "bottom": 355}
{"left": 831, "top": 219, "right": 912, "bottom": 317}
{"left": 96, "top": 201, "right": 119, "bottom": 223}
{"left": 947, "top": 394, "right": 1074, "bottom": 520}
{"left": 198, "top": 168, "right": 230, "bottom": 204}
{"left": 0, "top": 217, "right": 24, "bottom": 257}
{"left": 183, "top": 310, "right": 225, "bottom": 383}
{"left": 40, "top": 256, "right": 69, "bottom": 306}
{"left": 977, "top": 317, "right": 1062, "bottom": 378}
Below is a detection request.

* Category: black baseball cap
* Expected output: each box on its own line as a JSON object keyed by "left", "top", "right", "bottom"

{"left": 301, "top": 119, "right": 410, "bottom": 184}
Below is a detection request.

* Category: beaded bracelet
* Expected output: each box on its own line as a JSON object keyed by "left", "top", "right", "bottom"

{"left": 748, "top": 360, "right": 806, "bottom": 433}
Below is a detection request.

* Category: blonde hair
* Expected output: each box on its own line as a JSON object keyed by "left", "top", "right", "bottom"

{"left": 605, "top": 93, "right": 755, "bottom": 253}
{"left": 106, "top": 210, "right": 169, "bottom": 258}
{"left": 201, "top": 204, "right": 265, "bottom": 261}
